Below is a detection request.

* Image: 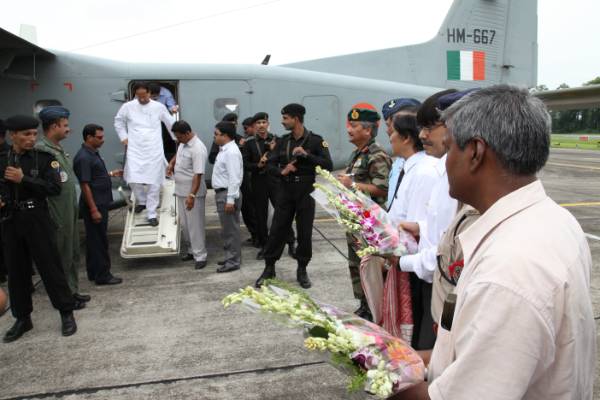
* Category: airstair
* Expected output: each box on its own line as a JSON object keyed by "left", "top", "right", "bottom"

{"left": 119, "top": 178, "right": 180, "bottom": 258}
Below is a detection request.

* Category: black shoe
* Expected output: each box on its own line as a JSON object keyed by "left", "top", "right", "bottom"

{"left": 73, "top": 300, "right": 86, "bottom": 310}
{"left": 256, "top": 248, "right": 265, "bottom": 260}
{"left": 216, "top": 264, "right": 240, "bottom": 273}
{"left": 134, "top": 204, "right": 146, "bottom": 214}
{"left": 3, "top": 317, "right": 33, "bottom": 343}
{"left": 148, "top": 218, "right": 158, "bottom": 227}
{"left": 60, "top": 312, "right": 77, "bottom": 337}
{"left": 96, "top": 276, "right": 123, "bottom": 285}
{"left": 354, "top": 300, "right": 373, "bottom": 322}
{"left": 195, "top": 260, "right": 207, "bottom": 270}
{"left": 217, "top": 260, "right": 226, "bottom": 266}
{"left": 73, "top": 293, "right": 91, "bottom": 303}
{"left": 255, "top": 265, "right": 276, "bottom": 288}
{"left": 181, "top": 254, "right": 194, "bottom": 261}
{"left": 288, "top": 243, "right": 297, "bottom": 259}
{"left": 296, "top": 264, "right": 312, "bottom": 289}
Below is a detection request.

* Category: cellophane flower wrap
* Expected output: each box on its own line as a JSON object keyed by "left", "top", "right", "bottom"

{"left": 223, "top": 281, "right": 425, "bottom": 398}
{"left": 311, "top": 166, "right": 418, "bottom": 257}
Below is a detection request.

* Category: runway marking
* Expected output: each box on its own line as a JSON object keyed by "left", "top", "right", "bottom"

{"left": 585, "top": 233, "right": 600, "bottom": 241}
{"left": 546, "top": 162, "right": 600, "bottom": 171}
{"left": 559, "top": 202, "right": 600, "bottom": 207}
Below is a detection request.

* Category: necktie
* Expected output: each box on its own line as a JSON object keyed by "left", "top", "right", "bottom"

{"left": 387, "top": 168, "right": 405, "bottom": 212}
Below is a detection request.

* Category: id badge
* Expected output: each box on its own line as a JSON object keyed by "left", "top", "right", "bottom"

{"left": 441, "top": 293, "right": 457, "bottom": 331}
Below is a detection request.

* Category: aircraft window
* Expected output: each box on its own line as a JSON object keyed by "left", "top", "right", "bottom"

{"left": 33, "top": 99, "right": 62, "bottom": 116}
{"left": 214, "top": 98, "right": 239, "bottom": 121}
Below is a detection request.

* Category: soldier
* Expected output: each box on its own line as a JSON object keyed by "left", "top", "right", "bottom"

{"left": 240, "top": 117, "right": 258, "bottom": 247}
{"left": 1, "top": 115, "right": 77, "bottom": 342}
{"left": 35, "top": 106, "right": 89, "bottom": 307}
{"left": 243, "top": 112, "right": 295, "bottom": 260}
{"left": 255, "top": 103, "right": 333, "bottom": 289}
{"left": 337, "top": 103, "right": 391, "bottom": 321}
{"left": 0, "top": 119, "right": 7, "bottom": 284}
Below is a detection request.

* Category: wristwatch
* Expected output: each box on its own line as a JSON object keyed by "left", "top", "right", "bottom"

{"left": 188, "top": 193, "right": 196, "bottom": 198}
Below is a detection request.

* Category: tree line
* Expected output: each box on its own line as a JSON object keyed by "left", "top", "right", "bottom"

{"left": 531, "top": 77, "right": 600, "bottom": 134}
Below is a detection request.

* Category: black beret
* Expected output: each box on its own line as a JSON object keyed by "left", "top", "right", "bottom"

{"left": 252, "top": 112, "right": 269, "bottom": 123}
{"left": 39, "top": 106, "right": 70, "bottom": 123}
{"left": 437, "top": 88, "right": 480, "bottom": 111}
{"left": 242, "top": 117, "right": 254, "bottom": 127}
{"left": 281, "top": 103, "right": 305, "bottom": 117}
{"left": 4, "top": 115, "right": 39, "bottom": 131}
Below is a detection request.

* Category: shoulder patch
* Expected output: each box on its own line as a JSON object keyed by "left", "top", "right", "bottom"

{"left": 51, "top": 160, "right": 60, "bottom": 169}
{"left": 322, "top": 140, "right": 329, "bottom": 148}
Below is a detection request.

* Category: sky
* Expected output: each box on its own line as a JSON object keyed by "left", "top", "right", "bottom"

{"left": 0, "top": 0, "right": 598, "bottom": 89}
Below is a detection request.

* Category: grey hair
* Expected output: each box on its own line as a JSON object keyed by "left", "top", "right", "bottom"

{"left": 442, "top": 85, "right": 551, "bottom": 175}
{"left": 360, "top": 121, "right": 378, "bottom": 137}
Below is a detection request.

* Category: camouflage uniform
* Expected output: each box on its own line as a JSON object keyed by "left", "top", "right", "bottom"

{"left": 35, "top": 137, "right": 80, "bottom": 294}
{"left": 345, "top": 138, "right": 391, "bottom": 300}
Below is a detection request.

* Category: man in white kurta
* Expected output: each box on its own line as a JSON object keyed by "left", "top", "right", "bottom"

{"left": 114, "top": 82, "right": 175, "bottom": 224}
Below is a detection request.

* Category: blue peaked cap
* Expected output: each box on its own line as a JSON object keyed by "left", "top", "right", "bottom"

{"left": 381, "top": 98, "right": 421, "bottom": 120}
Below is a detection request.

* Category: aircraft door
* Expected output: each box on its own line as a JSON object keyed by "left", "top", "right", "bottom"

{"left": 179, "top": 80, "right": 252, "bottom": 147}
{"left": 301, "top": 95, "right": 341, "bottom": 164}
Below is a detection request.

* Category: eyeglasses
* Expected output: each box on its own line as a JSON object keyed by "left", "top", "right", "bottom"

{"left": 422, "top": 122, "right": 445, "bottom": 133}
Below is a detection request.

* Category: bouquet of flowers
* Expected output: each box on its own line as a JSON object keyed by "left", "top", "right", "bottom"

{"left": 223, "top": 281, "right": 425, "bottom": 398}
{"left": 312, "top": 166, "right": 417, "bottom": 257}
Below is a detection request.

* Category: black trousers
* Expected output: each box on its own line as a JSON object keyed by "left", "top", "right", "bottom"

{"left": 0, "top": 233, "right": 6, "bottom": 280}
{"left": 2, "top": 208, "right": 75, "bottom": 318}
{"left": 409, "top": 273, "right": 436, "bottom": 350}
{"left": 82, "top": 205, "right": 112, "bottom": 282}
{"left": 264, "top": 180, "right": 314, "bottom": 265}
{"left": 240, "top": 172, "right": 257, "bottom": 239}
{"left": 253, "top": 175, "right": 294, "bottom": 247}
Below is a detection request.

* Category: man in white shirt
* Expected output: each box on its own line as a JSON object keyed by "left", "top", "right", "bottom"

{"left": 391, "top": 85, "right": 596, "bottom": 400}
{"left": 114, "top": 81, "right": 175, "bottom": 226}
{"left": 167, "top": 121, "right": 208, "bottom": 270}
{"left": 388, "top": 89, "right": 469, "bottom": 350}
{"left": 211, "top": 121, "right": 243, "bottom": 272}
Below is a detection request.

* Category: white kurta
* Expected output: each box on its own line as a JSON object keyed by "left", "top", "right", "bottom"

{"left": 114, "top": 99, "right": 175, "bottom": 185}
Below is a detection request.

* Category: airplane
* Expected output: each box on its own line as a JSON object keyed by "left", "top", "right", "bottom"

{"left": 1, "top": 0, "right": 597, "bottom": 257}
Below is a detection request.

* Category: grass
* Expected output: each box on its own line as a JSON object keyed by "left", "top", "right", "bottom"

{"left": 551, "top": 134, "right": 600, "bottom": 150}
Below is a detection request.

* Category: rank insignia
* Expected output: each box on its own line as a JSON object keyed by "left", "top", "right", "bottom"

{"left": 388, "top": 100, "right": 396, "bottom": 108}
{"left": 322, "top": 141, "right": 329, "bottom": 148}
{"left": 351, "top": 109, "right": 359, "bottom": 120}
{"left": 51, "top": 161, "right": 60, "bottom": 169}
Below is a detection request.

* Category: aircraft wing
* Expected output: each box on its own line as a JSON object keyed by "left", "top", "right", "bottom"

{"left": 0, "top": 27, "right": 53, "bottom": 58}
{"left": 534, "top": 85, "right": 600, "bottom": 111}
{"left": 0, "top": 27, "right": 54, "bottom": 79}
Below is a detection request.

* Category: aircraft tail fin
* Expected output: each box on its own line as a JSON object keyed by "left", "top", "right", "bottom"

{"left": 286, "top": 0, "right": 538, "bottom": 89}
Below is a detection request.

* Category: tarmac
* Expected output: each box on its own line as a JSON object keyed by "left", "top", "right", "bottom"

{"left": 0, "top": 147, "right": 599, "bottom": 399}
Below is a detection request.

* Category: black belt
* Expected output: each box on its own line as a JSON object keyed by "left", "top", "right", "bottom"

{"left": 214, "top": 188, "right": 227, "bottom": 193}
{"left": 15, "top": 199, "right": 46, "bottom": 211}
{"left": 281, "top": 175, "right": 314, "bottom": 183}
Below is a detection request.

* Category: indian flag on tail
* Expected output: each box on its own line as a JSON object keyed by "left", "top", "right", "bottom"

{"left": 447, "top": 50, "right": 485, "bottom": 81}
